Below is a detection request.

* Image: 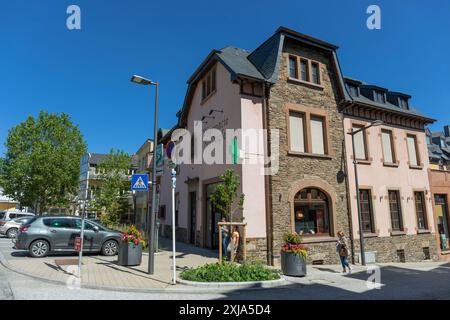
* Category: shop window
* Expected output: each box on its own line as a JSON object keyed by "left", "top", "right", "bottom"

{"left": 293, "top": 188, "right": 331, "bottom": 236}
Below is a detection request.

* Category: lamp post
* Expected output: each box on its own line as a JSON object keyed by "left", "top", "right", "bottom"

{"left": 131, "top": 75, "right": 159, "bottom": 275}
{"left": 347, "top": 119, "right": 383, "bottom": 266}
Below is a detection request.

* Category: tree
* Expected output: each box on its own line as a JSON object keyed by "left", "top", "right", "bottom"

{"left": 0, "top": 111, "right": 87, "bottom": 213}
{"left": 210, "top": 169, "right": 245, "bottom": 224}
{"left": 91, "top": 149, "right": 132, "bottom": 226}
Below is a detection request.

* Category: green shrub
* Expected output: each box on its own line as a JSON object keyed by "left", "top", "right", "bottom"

{"left": 180, "top": 262, "right": 280, "bottom": 282}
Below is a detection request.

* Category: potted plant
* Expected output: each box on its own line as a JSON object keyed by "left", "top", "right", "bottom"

{"left": 280, "top": 232, "right": 308, "bottom": 276}
{"left": 117, "top": 225, "right": 146, "bottom": 266}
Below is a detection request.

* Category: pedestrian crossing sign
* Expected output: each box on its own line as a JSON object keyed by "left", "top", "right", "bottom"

{"left": 131, "top": 174, "right": 149, "bottom": 191}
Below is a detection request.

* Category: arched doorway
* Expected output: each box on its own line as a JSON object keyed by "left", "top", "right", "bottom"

{"left": 293, "top": 188, "right": 331, "bottom": 236}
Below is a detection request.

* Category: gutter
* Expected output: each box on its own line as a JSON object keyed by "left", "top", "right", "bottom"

{"left": 261, "top": 81, "right": 274, "bottom": 266}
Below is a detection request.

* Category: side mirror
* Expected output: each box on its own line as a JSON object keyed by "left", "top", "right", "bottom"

{"left": 93, "top": 226, "right": 100, "bottom": 232}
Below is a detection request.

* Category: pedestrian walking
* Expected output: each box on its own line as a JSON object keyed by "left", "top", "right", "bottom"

{"left": 220, "top": 217, "right": 230, "bottom": 258}
{"left": 336, "top": 231, "right": 352, "bottom": 274}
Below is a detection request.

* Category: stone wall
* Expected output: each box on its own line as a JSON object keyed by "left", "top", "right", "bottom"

{"left": 244, "top": 237, "right": 268, "bottom": 263}
{"left": 268, "top": 38, "right": 350, "bottom": 265}
{"left": 352, "top": 233, "right": 439, "bottom": 263}
{"left": 162, "top": 224, "right": 188, "bottom": 243}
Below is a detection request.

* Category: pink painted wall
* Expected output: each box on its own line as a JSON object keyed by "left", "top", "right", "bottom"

{"left": 159, "top": 62, "right": 266, "bottom": 240}
{"left": 344, "top": 118, "right": 435, "bottom": 239}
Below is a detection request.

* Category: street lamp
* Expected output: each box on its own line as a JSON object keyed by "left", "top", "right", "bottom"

{"left": 131, "top": 74, "right": 159, "bottom": 275}
{"left": 347, "top": 119, "right": 383, "bottom": 266}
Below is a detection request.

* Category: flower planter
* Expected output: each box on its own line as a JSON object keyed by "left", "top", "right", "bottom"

{"left": 117, "top": 242, "right": 142, "bottom": 266}
{"left": 281, "top": 251, "right": 307, "bottom": 277}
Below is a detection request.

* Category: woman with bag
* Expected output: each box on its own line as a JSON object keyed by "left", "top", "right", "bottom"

{"left": 336, "top": 231, "right": 352, "bottom": 274}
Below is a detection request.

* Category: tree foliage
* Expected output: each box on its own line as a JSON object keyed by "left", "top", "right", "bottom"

{"left": 91, "top": 149, "right": 132, "bottom": 226}
{"left": 0, "top": 111, "right": 87, "bottom": 213}
{"left": 209, "top": 169, "right": 245, "bottom": 223}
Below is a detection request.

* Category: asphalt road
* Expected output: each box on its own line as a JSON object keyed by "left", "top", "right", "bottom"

{"left": 1, "top": 236, "right": 450, "bottom": 300}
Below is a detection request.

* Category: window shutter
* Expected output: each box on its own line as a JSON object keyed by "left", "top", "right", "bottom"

{"left": 353, "top": 128, "right": 366, "bottom": 160}
{"left": 382, "top": 131, "right": 393, "bottom": 163}
{"left": 311, "top": 117, "right": 325, "bottom": 155}
{"left": 407, "top": 136, "right": 418, "bottom": 166}
{"left": 289, "top": 113, "right": 305, "bottom": 153}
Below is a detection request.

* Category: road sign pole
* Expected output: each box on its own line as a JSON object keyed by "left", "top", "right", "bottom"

{"left": 78, "top": 154, "right": 90, "bottom": 278}
{"left": 171, "top": 168, "right": 177, "bottom": 285}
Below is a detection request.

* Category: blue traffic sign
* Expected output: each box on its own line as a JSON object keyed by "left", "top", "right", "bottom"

{"left": 131, "top": 174, "right": 149, "bottom": 191}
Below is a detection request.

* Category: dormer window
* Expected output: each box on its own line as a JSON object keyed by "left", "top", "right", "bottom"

{"left": 287, "top": 54, "right": 321, "bottom": 86}
{"left": 347, "top": 84, "right": 359, "bottom": 97}
{"left": 399, "top": 97, "right": 409, "bottom": 109}
{"left": 374, "top": 90, "right": 385, "bottom": 103}
{"left": 441, "top": 138, "right": 446, "bottom": 149}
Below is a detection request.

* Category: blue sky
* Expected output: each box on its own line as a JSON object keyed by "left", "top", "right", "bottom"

{"left": 0, "top": 0, "right": 449, "bottom": 156}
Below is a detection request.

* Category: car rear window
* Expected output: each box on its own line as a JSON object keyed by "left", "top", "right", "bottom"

{"left": 0, "top": 212, "right": 5, "bottom": 220}
{"left": 43, "top": 218, "right": 74, "bottom": 228}
{"left": 14, "top": 217, "right": 35, "bottom": 224}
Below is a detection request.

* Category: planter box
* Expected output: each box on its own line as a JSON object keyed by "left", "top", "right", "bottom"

{"left": 281, "top": 251, "right": 307, "bottom": 277}
{"left": 117, "top": 242, "right": 142, "bottom": 266}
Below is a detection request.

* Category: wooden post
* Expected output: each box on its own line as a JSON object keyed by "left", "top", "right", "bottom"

{"left": 218, "top": 222, "right": 223, "bottom": 263}
{"left": 243, "top": 224, "right": 247, "bottom": 263}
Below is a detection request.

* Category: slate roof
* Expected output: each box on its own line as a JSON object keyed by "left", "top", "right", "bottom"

{"left": 343, "top": 77, "right": 434, "bottom": 122}
{"left": 89, "top": 153, "right": 109, "bottom": 165}
{"left": 217, "top": 47, "right": 266, "bottom": 81}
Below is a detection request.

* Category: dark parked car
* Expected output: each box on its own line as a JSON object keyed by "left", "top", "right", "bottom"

{"left": 14, "top": 216, "right": 122, "bottom": 258}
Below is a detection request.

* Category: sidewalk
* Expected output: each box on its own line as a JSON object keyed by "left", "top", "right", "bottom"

{"left": 1, "top": 237, "right": 218, "bottom": 291}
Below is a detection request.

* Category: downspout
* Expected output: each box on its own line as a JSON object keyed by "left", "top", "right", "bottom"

{"left": 262, "top": 81, "right": 274, "bottom": 266}
{"left": 332, "top": 49, "right": 357, "bottom": 264}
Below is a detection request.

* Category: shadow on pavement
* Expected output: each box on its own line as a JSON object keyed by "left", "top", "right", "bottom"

{"left": 213, "top": 262, "right": 450, "bottom": 300}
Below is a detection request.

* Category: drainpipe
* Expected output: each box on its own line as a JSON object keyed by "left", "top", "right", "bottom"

{"left": 339, "top": 100, "right": 356, "bottom": 264}
{"left": 262, "top": 82, "right": 274, "bottom": 266}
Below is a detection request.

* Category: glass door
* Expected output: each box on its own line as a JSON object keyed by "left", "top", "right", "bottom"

{"left": 435, "top": 194, "right": 450, "bottom": 251}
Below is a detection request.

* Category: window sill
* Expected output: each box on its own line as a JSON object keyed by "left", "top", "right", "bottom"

{"left": 440, "top": 249, "right": 450, "bottom": 255}
{"left": 287, "top": 151, "right": 332, "bottom": 160}
{"left": 383, "top": 162, "right": 399, "bottom": 168}
{"left": 301, "top": 236, "right": 337, "bottom": 244}
{"left": 417, "top": 229, "right": 431, "bottom": 234}
{"left": 355, "top": 159, "right": 372, "bottom": 165}
{"left": 200, "top": 90, "right": 217, "bottom": 105}
{"left": 287, "top": 77, "right": 324, "bottom": 90}
{"left": 409, "top": 165, "right": 423, "bottom": 170}
{"left": 390, "top": 230, "right": 407, "bottom": 236}
{"left": 362, "top": 232, "right": 378, "bottom": 238}
{"left": 358, "top": 231, "right": 379, "bottom": 238}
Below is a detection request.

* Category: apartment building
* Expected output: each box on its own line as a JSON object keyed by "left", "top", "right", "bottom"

{"left": 342, "top": 78, "right": 437, "bottom": 263}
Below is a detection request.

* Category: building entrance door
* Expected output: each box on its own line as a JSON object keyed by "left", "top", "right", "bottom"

{"left": 205, "top": 183, "right": 222, "bottom": 249}
{"left": 435, "top": 194, "right": 450, "bottom": 251}
{"left": 189, "top": 192, "right": 196, "bottom": 245}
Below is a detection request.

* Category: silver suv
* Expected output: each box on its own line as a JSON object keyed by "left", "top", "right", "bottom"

{"left": 14, "top": 216, "right": 122, "bottom": 258}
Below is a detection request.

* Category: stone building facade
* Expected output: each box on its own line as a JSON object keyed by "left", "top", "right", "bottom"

{"left": 157, "top": 26, "right": 437, "bottom": 265}
{"left": 266, "top": 36, "right": 350, "bottom": 265}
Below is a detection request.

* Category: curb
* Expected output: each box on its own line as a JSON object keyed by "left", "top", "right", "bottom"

{"left": 177, "top": 277, "right": 289, "bottom": 289}
{"left": 0, "top": 251, "right": 294, "bottom": 294}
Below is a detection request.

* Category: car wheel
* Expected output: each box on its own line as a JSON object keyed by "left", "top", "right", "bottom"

{"left": 29, "top": 240, "right": 50, "bottom": 258}
{"left": 101, "top": 240, "right": 118, "bottom": 256}
{"left": 6, "top": 228, "right": 18, "bottom": 239}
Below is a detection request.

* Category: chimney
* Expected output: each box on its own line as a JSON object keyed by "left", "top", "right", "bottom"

{"left": 444, "top": 125, "right": 450, "bottom": 137}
